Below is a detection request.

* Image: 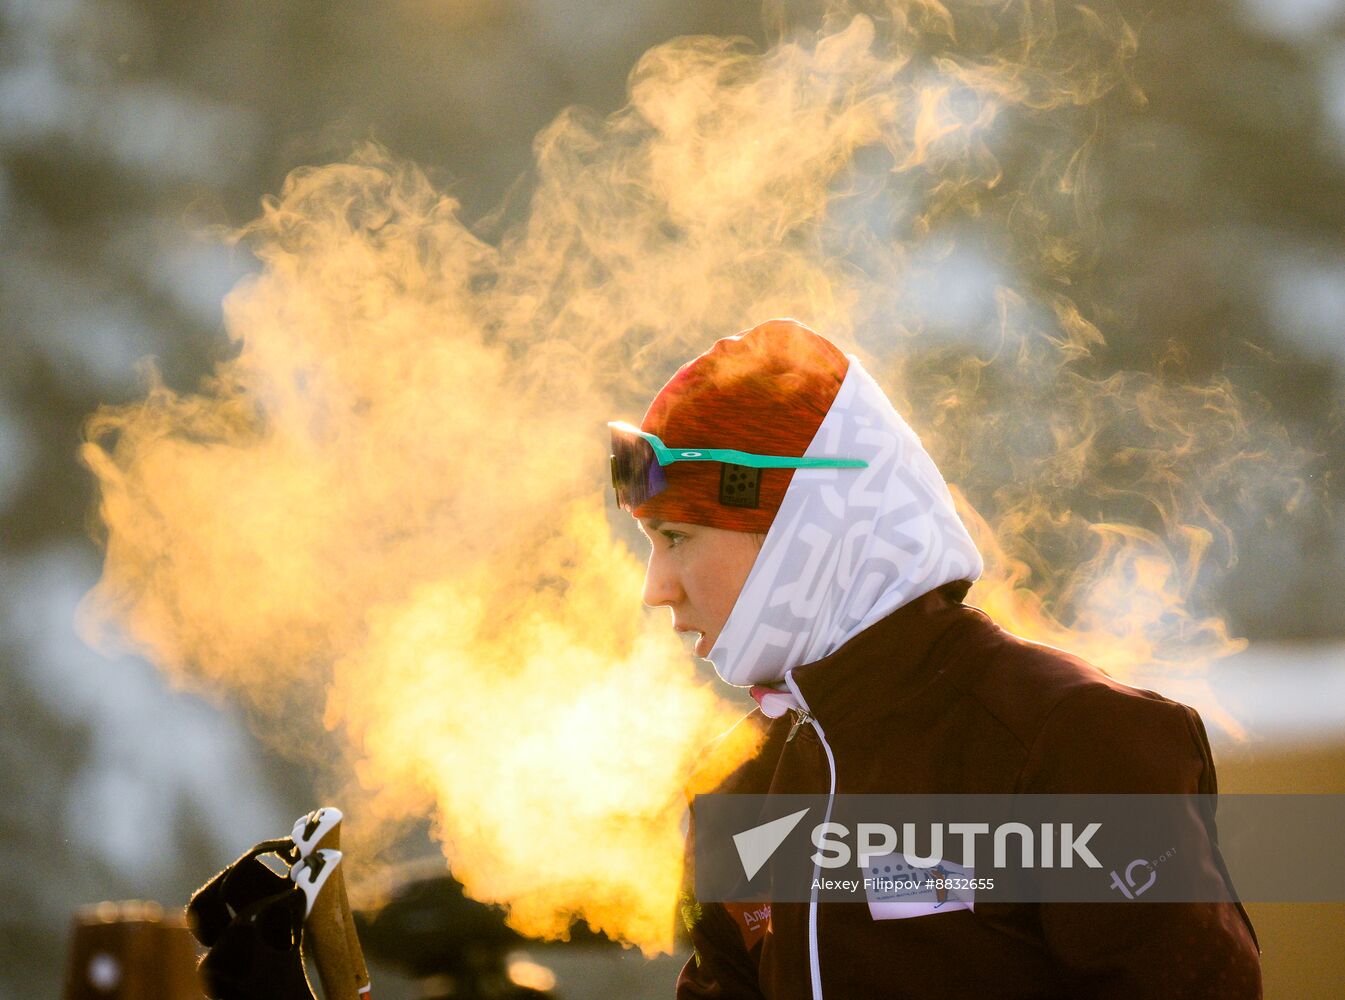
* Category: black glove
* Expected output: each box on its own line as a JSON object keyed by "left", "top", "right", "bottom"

{"left": 187, "top": 839, "right": 315, "bottom": 1000}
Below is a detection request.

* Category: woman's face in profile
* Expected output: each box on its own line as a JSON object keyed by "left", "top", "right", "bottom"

{"left": 637, "top": 517, "right": 762, "bottom": 660}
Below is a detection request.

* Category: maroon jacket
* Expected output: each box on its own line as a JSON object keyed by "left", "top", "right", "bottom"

{"left": 677, "top": 588, "right": 1261, "bottom": 999}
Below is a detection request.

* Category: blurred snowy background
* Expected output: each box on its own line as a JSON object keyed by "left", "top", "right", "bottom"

{"left": 1, "top": 0, "right": 1343, "bottom": 997}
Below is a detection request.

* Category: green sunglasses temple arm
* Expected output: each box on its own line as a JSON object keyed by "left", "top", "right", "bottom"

{"left": 676, "top": 448, "right": 867, "bottom": 470}
{"left": 610, "top": 421, "right": 867, "bottom": 470}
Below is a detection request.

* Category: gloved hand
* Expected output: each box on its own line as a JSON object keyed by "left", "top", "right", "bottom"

{"left": 186, "top": 839, "right": 315, "bottom": 1000}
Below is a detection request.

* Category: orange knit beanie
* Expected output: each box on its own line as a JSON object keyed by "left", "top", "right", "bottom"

{"left": 634, "top": 319, "right": 849, "bottom": 532}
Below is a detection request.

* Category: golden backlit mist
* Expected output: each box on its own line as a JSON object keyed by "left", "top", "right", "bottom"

{"left": 78, "top": 2, "right": 1303, "bottom": 952}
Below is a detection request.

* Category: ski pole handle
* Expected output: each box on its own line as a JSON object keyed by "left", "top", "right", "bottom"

{"left": 292, "top": 808, "right": 371, "bottom": 999}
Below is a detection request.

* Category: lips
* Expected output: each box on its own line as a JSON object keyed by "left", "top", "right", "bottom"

{"left": 675, "top": 624, "right": 709, "bottom": 657}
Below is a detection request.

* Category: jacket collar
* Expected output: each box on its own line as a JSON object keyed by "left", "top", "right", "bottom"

{"left": 783, "top": 586, "right": 992, "bottom": 731}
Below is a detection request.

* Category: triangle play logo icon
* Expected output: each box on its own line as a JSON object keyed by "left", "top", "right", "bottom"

{"left": 732, "top": 808, "right": 811, "bottom": 880}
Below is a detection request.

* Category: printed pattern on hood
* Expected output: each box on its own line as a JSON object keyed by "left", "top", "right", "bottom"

{"left": 708, "top": 354, "right": 983, "bottom": 687}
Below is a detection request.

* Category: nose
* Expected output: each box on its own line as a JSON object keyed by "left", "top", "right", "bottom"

{"left": 641, "top": 546, "right": 683, "bottom": 609}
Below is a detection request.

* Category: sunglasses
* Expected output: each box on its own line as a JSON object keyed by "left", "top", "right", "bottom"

{"left": 607, "top": 420, "right": 868, "bottom": 512}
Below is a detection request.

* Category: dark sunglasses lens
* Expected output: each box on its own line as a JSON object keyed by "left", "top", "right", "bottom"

{"left": 610, "top": 431, "right": 667, "bottom": 511}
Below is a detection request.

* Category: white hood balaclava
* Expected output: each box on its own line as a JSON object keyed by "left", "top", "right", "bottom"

{"left": 708, "top": 354, "right": 983, "bottom": 689}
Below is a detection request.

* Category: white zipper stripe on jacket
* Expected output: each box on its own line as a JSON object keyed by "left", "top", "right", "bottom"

{"left": 784, "top": 668, "right": 835, "bottom": 1000}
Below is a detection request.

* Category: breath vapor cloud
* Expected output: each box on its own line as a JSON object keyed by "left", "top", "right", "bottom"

{"left": 79, "top": 1, "right": 1303, "bottom": 951}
